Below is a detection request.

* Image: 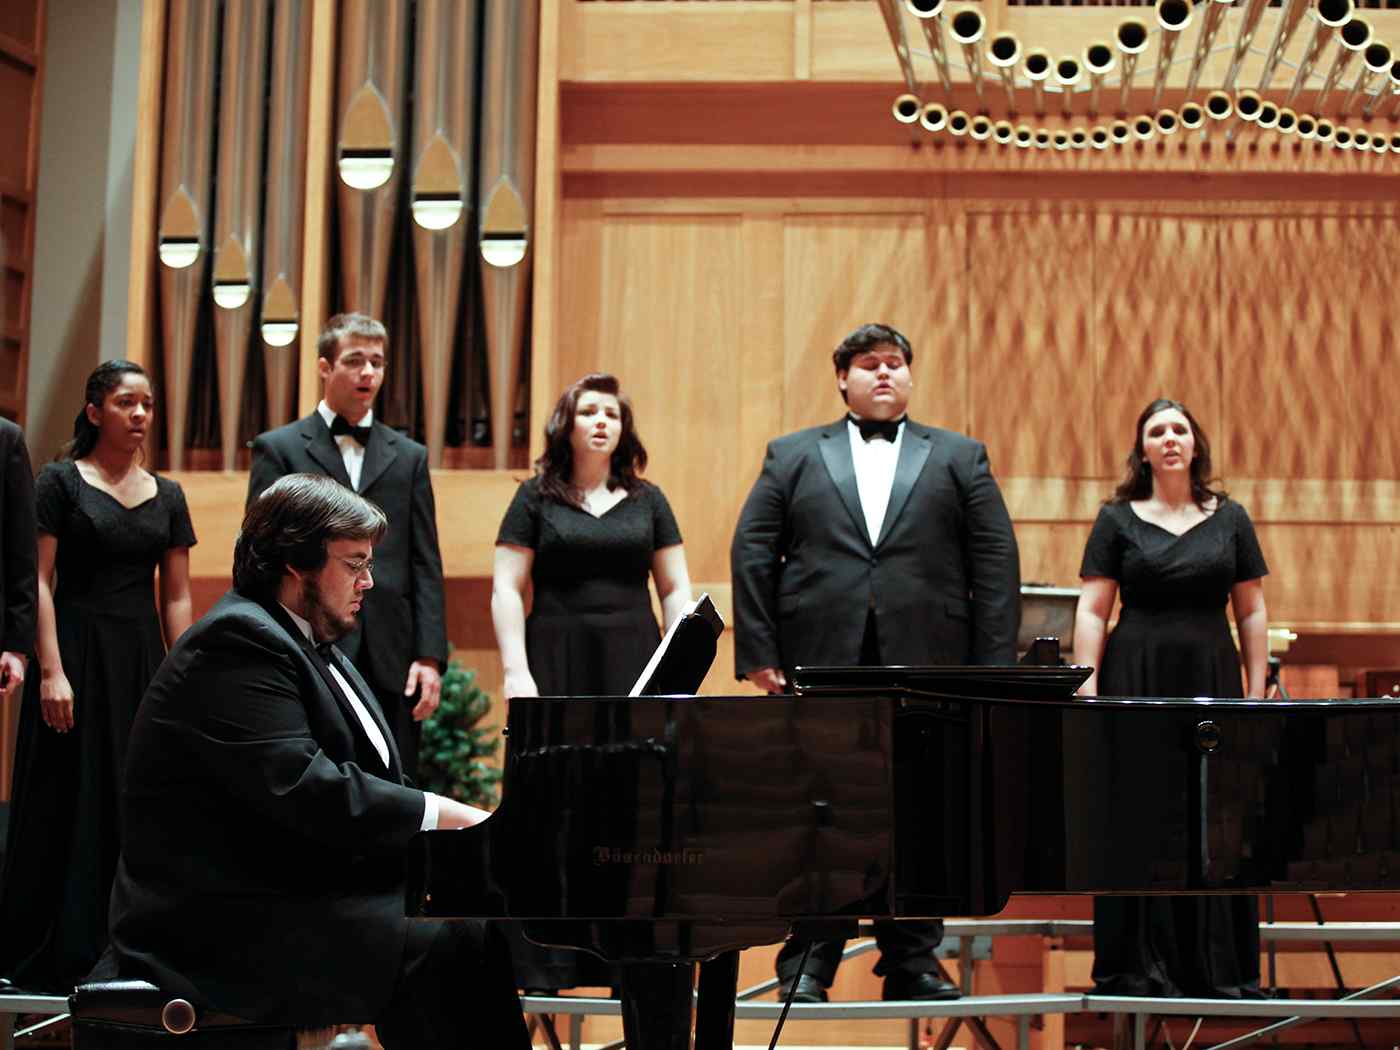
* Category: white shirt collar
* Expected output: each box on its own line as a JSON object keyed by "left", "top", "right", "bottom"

{"left": 317, "top": 400, "right": 373, "bottom": 429}
{"left": 279, "top": 602, "right": 316, "bottom": 643}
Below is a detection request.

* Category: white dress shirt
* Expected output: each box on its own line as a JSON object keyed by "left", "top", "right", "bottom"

{"left": 317, "top": 400, "right": 372, "bottom": 491}
{"left": 280, "top": 603, "right": 440, "bottom": 831}
{"left": 847, "top": 415, "right": 905, "bottom": 546}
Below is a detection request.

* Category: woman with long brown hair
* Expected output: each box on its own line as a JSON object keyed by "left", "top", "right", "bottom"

{"left": 491, "top": 372, "right": 691, "bottom": 991}
{"left": 0, "top": 360, "right": 196, "bottom": 992}
{"left": 1073, "top": 397, "right": 1268, "bottom": 998}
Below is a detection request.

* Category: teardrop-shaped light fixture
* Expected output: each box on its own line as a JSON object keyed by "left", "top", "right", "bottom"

{"left": 338, "top": 83, "right": 396, "bottom": 190}
{"left": 480, "top": 175, "right": 528, "bottom": 269}
{"left": 411, "top": 133, "right": 465, "bottom": 230}
{"left": 158, "top": 187, "right": 203, "bottom": 269}
{"left": 261, "top": 274, "right": 299, "bottom": 348}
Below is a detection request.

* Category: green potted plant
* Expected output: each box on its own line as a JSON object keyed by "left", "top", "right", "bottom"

{"left": 416, "top": 654, "right": 503, "bottom": 807}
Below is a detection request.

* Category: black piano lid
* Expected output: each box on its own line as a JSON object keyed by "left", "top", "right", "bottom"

{"left": 792, "top": 663, "right": 1092, "bottom": 701}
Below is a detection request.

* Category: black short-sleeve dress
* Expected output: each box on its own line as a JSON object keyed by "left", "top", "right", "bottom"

{"left": 497, "top": 477, "right": 683, "bottom": 696}
{"left": 1080, "top": 497, "right": 1268, "bottom": 998}
{"left": 496, "top": 477, "right": 682, "bottom": 989}
{"left": 0, "top": 461, "right": 197, "bottom": 992}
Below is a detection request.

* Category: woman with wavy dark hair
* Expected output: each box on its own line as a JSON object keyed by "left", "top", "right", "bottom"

{"left": 0, "top": 360, "right": 196, "bottom": 992}
{"left": 1073, "top": 397, "right": 1269, "bottom": 999}
{"left": 490, "top": 373, "right": 691, "bottom": 990}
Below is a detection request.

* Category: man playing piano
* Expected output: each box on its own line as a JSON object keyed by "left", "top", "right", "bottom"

{"left": 106, "top": 474, "right": 529, "bottom": 1050}
{"left": 730, "top": 322, "right": 1021, "bottom": 1003}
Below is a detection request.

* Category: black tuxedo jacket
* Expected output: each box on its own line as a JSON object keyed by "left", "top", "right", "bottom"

{"left": 0, "top": 418, "right": 36, "bottom": 654}
{"left": 248, "top": 413, "right": 447, "bottom": 693}
{"left": 731, "top": 418, "right": 1021, "bottom": 676}
{"left": 109, "top": 590, "right": 425, "bottom": 1024}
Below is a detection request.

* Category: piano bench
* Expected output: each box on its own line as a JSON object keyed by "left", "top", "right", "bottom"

{"left": 70, "top": 981, "right": 304, "bottom": 1050}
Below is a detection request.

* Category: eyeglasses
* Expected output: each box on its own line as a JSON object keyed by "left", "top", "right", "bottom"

{"left": 335, "top": 555, "right": 374, "bottom": 579}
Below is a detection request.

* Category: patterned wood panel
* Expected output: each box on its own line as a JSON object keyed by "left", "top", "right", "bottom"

{"left": 1257, "top": 523, "right": 1400, "bottom": 629}
{"left": 1092, "top": 213, "right": 1222, "bottom": 482}
{"left": 1219, "top": 215, "right": 1352, "bottom": 480}
{"left": 561, "top": 212, "right": 746, "bottom": 585}
{"left": 967, "top": 209, "right": 1096, "bottom": 478}
{"left": 1350, "top": 216, "right": 1400, "bottom": 481}
{"left": 781, "top": 210, "right": 965, "bottom": 437}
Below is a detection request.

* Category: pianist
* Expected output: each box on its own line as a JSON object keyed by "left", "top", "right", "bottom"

{"left": 731, "top": 323, "right": 1021, "bottom": 1003}
{"left": 106, "top": 474, "right": 529, "bottom": 1050}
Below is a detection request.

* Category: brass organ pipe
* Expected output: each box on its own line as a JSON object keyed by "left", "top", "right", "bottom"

{"left": 1115, "top": 19, "right": 1150, "bottom": 116}
{"left": 893, "top": 94, "right": 922, "bottom": 123}
{"left": 1150, "top": 0, "right": 1194, "bottom": 113}
{"left": 1314, "top": 116, "right": 1334, "bottom": 142}
{"left": 987, "top": 32, "right": 1021, "bottom": 112}
{"left": 920, "top": 101, "right": 949, "bottom": 132}
{"left": 1083, "top": 42, "right": 1115, "bottom": 117}
{"left": 1132, "top": 114, "right": 1156, "bottom": 140}
{"left": 1257, "top": 0, "right": 1310, "bottom": 92}
{"left": 1180, "top": 101, "right": 1206, "bottom": 131}
{"left": 1313, "top": 16, "right": 1371, "bottom": 113}
{"left": 1024, "top": 49, "right": 1052, "bottom": 116}
{"left": 1184, "top": 0, "right": 1232, "bottom": 102}
{"left": 1156, "top": 108, "right": 1180, "bottom": 135}
{"left": 1225, "top": 87, "right": 1262, "bottom": 143}
{"left": 1202, "top": 88, "right": 1233, "bottom": 141}
{"left": 949, "top": 6, "right": 987, "bottom": 107}
{"left": 1056, "top": 55, "right": 1082, "bottom": 117}
{"left": 1222, "top": 0, "right": 1270, "bottom": 92}
{"left": 1367, "top": 56, "right": 1400, "bottom": 117}
{"left": 1014, "top": 123, "right": 1034, "bottom": 147}
{"left": 1296, "top": 112, "right": 1318, "bottom": 137}
{"left": 1110, "top": 118, "right": 1132, "bottom": 144}
{"left": 1091, "top": 126, "right": 1111, "bottom": 149}
{"left": 876, "top": 0, "right": 921, "bottom": 97}
{"left": 1285, "top": 0, "right": 1355, "bottom": 109}
{"left": 993, "top": 119, "right": 1014, "bottom": 144}
{"left": 1349, "top": 39, "right": 1391, "bottom": 117}
{"left": 947, "top": 109, "right": 971, "bottom": 135}
{"left": 969, "top": 113, "right": 993, "bottom": 140}
{"left": 905, "top": 0, "right": 956, "bottom": 100}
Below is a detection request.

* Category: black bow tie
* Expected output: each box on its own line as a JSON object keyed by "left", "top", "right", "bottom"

{"left": 330, "top": 415, "right": 372, "bottom": 447}
{"left": 851, "top": 415, "right": 903, "bottom": 443}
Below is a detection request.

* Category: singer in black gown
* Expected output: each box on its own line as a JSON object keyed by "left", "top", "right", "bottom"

{"left": 492, "top": 373, "right": 692, "bottom": 991}
{"left": 1075, "top": 398, "right": 1269, "bottom": 999}
{"left": 0, "top": 458, "right": 195, "bottom": 991}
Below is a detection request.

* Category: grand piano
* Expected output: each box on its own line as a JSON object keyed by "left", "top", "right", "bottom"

{"left": 411, "top": 663, "right": 1400, "bottom": 1048}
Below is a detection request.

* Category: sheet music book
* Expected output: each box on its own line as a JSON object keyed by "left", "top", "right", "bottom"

{"left": 629, "top": 592, "right": 725, "bottom": 697}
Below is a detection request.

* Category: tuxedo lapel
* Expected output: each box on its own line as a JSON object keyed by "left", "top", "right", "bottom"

{"left": 816, "top": 420, "right": 870, "bottom": 548}
{"left": 356, "top": 423, "right": 399, "bottom": 495}
{"left": 324, "top": 643, "right": 403, "bottom": 779}
{"left": 264, "top": 603, "right": 395, "bottom": 776}
{"left": 877, "top": 422, "right": 934, "bottom": 548}
{"left": 297, "top": 414, "right": 353, "bottom": 489}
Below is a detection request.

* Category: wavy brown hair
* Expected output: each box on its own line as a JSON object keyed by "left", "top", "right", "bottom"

{"left": 1111, "top": 397, "right": 1226, "bottom": 509}
{"left": 534, "top": 374, "right": 649, "bottom": 507}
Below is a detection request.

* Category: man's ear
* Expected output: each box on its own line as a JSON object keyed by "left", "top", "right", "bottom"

{"left": 837, "top": 370, "right": 848, "bottom": 392}
{"left": 317, "top": 355, "right": 332, "bottom": 384}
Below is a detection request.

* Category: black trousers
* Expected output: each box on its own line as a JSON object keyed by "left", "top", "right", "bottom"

{"left": 775, "top": 608, "right": 944, "bottom": 985}
{"left": 371, "top": 684, "right": 422, "bottom": 785}
{"left": 376, "top": 920, "right": 530, "bottom": 1050}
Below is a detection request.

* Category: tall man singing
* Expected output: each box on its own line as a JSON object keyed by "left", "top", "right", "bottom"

{"left": 730, "top": 322, "right": 1021, "bottom": 1003}
{"left": 108, "top": 474, "right": 528, "bottom": 1048}
{"left": 249, "top": 313, "right": 447, "bottom": 780}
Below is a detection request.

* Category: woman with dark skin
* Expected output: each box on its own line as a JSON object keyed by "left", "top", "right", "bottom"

{"left": 0, "top": 361, "right": 196, "bottom": 992}
{"left": 1074, "top": 398, "right": 1268, "bottom": 998}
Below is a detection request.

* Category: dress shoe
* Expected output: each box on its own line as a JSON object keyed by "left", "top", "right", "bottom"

{"left": 882, "top": 972, "right": 961, "bottom": 1001}
{"left": 777, "top": 974, "right": 828, "bottom": 1003}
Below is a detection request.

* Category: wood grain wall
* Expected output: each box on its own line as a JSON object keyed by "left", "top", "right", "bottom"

{"left": 549, "top": 190, "right": 1400, "bottom": 650}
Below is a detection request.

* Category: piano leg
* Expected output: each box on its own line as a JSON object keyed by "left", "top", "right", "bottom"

{"left": 694, "top": 951, "right": 740, "bottom": 1050}
{"left": 620, "top": 962, "right": 695, "bottom": 1050}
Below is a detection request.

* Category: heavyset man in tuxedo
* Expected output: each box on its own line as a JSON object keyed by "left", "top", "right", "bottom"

{"left": 108, "top": 474, "right": 529, "bottom": 1049}
{"left": 0, "top": 417, "right": 35, "bottom": 704}
{"left": 248, "top": 313, "right": 447, "bottom": 780}
{"left": 731, "top": 323, "right": 1021, "bottom": 1003}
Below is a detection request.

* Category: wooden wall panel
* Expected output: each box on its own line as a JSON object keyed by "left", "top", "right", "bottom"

{"left": 557, "top": 212, "right": 747, "bottom": 584}
{"left": 1093, "top": 214, "right": 1221, "bottom": 480}
{"left": 781, "top": 211, "right": 964, "bottom": 436}
{"left": 1351, "top": 217, "right": 1400, "bottom": 482}
{"left": 1219, "top": 216, "right": 1351, "bottom": 480}
{"left": 968, "top": 209, "right": 1095, "bottom": 478}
